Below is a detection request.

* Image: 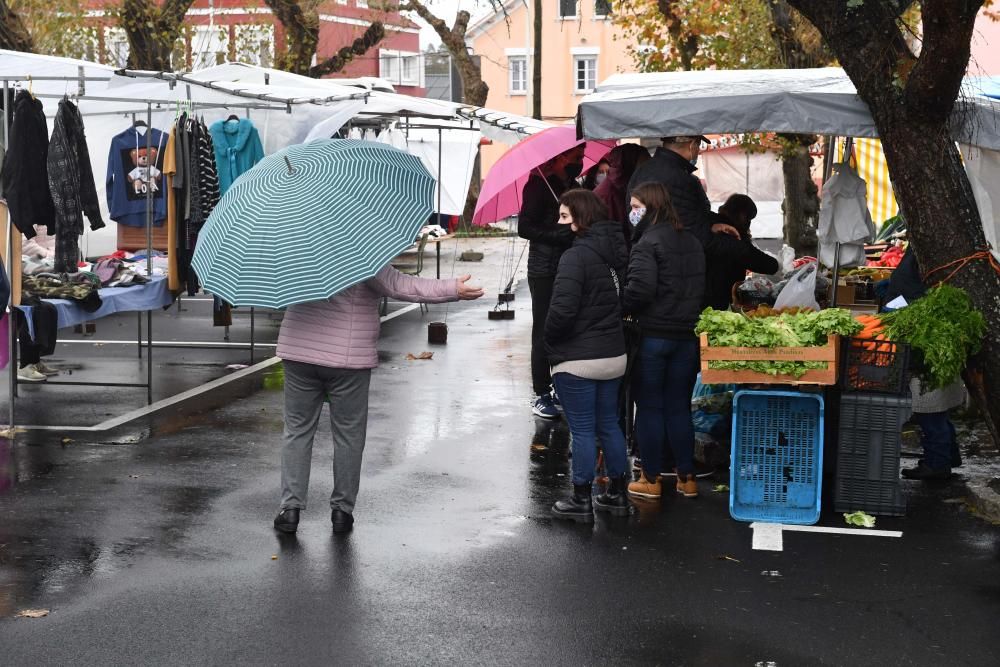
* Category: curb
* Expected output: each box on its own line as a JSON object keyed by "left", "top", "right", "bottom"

{"left": 965, "top": 476, "right": 1000, "bottom": 524}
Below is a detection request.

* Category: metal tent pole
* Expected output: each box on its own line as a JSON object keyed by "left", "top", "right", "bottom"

{"left": 436, "top": 127, "right": 443, "bottom": 278}
{"left": 145, "top": 101, "right": 154, "bottom": 405}
{"left": 3, "top": 79, "right": 15, "bottom": 432}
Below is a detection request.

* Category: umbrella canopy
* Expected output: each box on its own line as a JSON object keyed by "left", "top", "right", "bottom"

{"left": 191, "top": 139, "right": 434, "bottom": 309}
{"left": 472, "top": 126, "right": 615, "bottom": 226}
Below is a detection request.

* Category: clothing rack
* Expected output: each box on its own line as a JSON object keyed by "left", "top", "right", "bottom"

{"left": 2, "top": 77, "right": 280, "bottom": 432}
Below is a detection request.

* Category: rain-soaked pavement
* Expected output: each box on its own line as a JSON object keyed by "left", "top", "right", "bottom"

{"left": 2, "top": 284, "right": 1000, "bottom": 666}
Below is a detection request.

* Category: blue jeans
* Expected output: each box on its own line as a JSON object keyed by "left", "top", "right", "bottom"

{"left": 552, "top": 372, "right": 628, "bottom": 485}
{"left": 912, "top": 411, "right": 957, "bottom": 470}
{"left": 633, "top": 337, "right": 700, "bottom": 477}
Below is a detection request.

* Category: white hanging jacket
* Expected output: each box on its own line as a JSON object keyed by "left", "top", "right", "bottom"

{"left": 818, "top": 162, "right": 876, "bottom": 267}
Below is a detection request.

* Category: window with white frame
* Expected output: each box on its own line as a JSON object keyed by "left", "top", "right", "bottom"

{"left": 234, "top": 24, "right": 275, "bottom": 68}
{"left": 559, "top": 0, "right": 577, "bottom": 18}
{"left": 191, "top": 25, "right": 231, "bottom": 70}
{"left": 379, "top": 50, "right": 421, "bottom": 87}
{"left": 594, "top": 0, "right": 612, "bottom": 16}
{"left": 574, "top": 55, "right": 597, "bottom": 93}
{"left": 103, "top": 27, "right": 130, "bottom": 68}
{"left": 357, "top": 0, "right": 368, "bottom": 7}
{"left": 508, "top": 56, "right": 527, "bottom": 95}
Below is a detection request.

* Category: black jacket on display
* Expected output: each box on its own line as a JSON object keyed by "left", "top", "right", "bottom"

{"left": 624, "top": 222, "right": 706, "bottom": 340}
{"left": 544, "top": 221, "right": 628, "bottom": 366}
{"left": 704, "top": 233, "right": 780, "bottom": 310}
{"left": 626, "top": 147, "right": 712, "bottom": 246}
{"left": 48, "top": 99, "right": 106, "bottom": 272}
{"left": 518, "top": 172, "right": 574, "bottom": 278}
{"left": 1, "top": 90, "right": 54, "bottom": 239}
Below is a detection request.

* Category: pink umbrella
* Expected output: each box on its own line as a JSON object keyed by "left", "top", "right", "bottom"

{"left": 473, "top": 126, "right": 615, "bottom": 227}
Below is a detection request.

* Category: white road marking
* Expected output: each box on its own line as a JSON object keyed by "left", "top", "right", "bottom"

{"left": 750, "top": 522, "right": 903, "bottom": 551}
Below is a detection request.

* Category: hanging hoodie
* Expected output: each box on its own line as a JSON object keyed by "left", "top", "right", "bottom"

{"left": 0, "top": 90, "right": 54, "bottom": 239}
{"left": 208, "top": 118, "right": 265, "bottom": 195}
{"left": 106, "top": 125, "right": 168, "bottom": 228}
{"left": 48, "top": 98, "right": 106, "bottom": 273}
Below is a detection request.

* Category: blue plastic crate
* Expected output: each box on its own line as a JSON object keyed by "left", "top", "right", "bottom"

{"left": 730, "top": 390, "right": 825, "bottom": 525}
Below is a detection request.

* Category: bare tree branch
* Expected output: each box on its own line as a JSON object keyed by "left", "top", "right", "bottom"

{"left": 310, "top": 21, "right": 385, "bottom": 77}
{"left": 0, "top": 0, "right": 34, "bottom": 52}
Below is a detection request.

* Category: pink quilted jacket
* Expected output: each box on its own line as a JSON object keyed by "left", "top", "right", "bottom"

{"left": 277, "top": 266, "right": 459, "bottom": 369}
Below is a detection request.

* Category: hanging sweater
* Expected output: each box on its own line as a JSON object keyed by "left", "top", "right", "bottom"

{"left": 105, "top": 126, "right": 168, "bottom": 228}
{"left": 1, "top": 90, "right": 54, "bottom": 239}
{"left": 209, "top": 118, "right": 265, "bottom": 194}
{"left": 48, "top": 99, "right": 106, "bottom": 273}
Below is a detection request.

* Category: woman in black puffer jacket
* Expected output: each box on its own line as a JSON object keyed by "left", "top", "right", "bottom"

{"left": 623, "top": 182, "right": 706, "bottom": 501}
{"left": 544, "top": 189, "right": 631, "bottom": 523}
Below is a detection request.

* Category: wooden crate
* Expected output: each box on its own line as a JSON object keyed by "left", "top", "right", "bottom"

{"left": 699, "top": 333, "right": 840, "bottom": 385}
{"left": 118, "top": 223, "right": 169, "bottom": 251}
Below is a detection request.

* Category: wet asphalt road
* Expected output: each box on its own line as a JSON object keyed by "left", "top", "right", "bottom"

{"left": 1, "top": 287, "right": 1000, "bottom": 666}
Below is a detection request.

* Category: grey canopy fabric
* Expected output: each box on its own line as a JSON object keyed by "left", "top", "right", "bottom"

{"left": 578, "top": 67, "right": 1000, "bottom": 150}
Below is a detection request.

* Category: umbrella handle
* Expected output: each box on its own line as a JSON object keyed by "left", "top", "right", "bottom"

{"left": 535, "top": 167, "right": 561, "bottom": 203}
{"left": 284, "top": 156, "right": 295, "bottom": 175}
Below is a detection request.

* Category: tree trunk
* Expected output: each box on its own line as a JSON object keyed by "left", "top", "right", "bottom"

{"left": 532, "top": 0, "right": 542, "bottom": 119}
{"left": 0, "top": 0, "right": 34, "bottom": 52}
{"left": 779, "top": 135, "right": 819, "bottom": 256}
{"left": 786, "top": 0, "right": 1000, "bottom": 442}
{"left": 121, "top": 0, "right": 195, "bottom": 71}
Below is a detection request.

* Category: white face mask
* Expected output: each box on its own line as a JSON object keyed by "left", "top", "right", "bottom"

{"left": 595, "top": 172, "right": 607, "bottom": 185}
{"left": 629, "top": 207, "right": 646, "bottom": 227}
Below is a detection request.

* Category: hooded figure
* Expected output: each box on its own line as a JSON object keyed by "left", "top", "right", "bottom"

{"left": 593, "top": 143, "right": 650, "bottom": 238}
{"left": 209, "top": 118, "right": 266, "bottom": 194}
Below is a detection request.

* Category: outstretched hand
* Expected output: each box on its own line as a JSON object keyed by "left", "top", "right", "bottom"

{"left": 457, "top": 275, "right": 485, "bottom": 300}
{"left": 712, "top": 222, "right": 742, "bottom": 239}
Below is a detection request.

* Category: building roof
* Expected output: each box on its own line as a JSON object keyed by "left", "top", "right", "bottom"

{"left": 466, "top": 1, "right": 523, "bottom": 40}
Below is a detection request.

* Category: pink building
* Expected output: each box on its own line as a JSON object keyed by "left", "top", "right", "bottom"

{"left": 82, "top": 1, "right": 425, "bottom": 96}
{"left": 970, "top": 9, "right": 1000, "bottom": 76}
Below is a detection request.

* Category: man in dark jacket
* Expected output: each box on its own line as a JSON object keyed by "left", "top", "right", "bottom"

{"left": 626, "top": 136, "right": 736, "bottom": 244}
{"left": 703, "top": 194, "right": 780, "bottom": 310}
{"left": 519, "top": 144, "right": 584, "bottom": 418}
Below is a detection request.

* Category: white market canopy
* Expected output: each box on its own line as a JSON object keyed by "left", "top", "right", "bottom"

{"left": 578, "top": 67, "right": 1000, "bottom": 150}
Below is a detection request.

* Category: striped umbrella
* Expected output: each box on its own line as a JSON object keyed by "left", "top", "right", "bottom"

{"left": 191, "top": 139, "right": 435, "bottom": 309}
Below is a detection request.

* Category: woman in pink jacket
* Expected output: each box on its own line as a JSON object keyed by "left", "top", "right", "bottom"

{"left": 273, "top": 266, "right": 484, "bottom": 534}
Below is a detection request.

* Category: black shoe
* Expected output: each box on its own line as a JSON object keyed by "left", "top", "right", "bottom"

{"left": 274, "top": 508, "right": 300, "bottom": 533}
{"left": 331, "top": 508, "right": 354, "bottom": 533}
{"left": 552, "top": 484, "right": 594, "bottom": 523}
{"left": 594, "top": 475, "right": 632, "bottom": 517}
{"left": 951, "top": 448, "right": 963, "bottom": 468}
{"left": 902, "top": 461, "right": 952, "bottom": 481}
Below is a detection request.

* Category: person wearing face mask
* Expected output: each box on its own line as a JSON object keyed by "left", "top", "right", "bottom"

{"left": 593, "top": 144, "right": 651, "bottom": 250}
{"left": 623, "top": 182, "right": 706, "bottom": 500}
{"left": 582, "top": 158, "right": 610, "bottom": 190}
{"left": 518, "top": 144, "right": 586, "bottom": 419}
{"left": 544, "top": 189, "right": 630, "bottom": 522}
{"left": 626, "top": 136, "right": 739, "bottom": 246}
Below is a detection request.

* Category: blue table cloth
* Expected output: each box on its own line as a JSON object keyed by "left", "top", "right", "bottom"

{"left": 16, "top": 275, "right": 172, "bottom": 341}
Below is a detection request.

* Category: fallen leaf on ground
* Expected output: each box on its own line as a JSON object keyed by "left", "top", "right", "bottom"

{"left": 271, "top": 555, "right": 278, "bottom": 560}
{"left": 16, "top": 609, "right": 49, "bottom": 618}
{"left": 716, "top": 555, "right": 741, "bottom": 563}
{"left": 713, "top": 484, "right": 729, "bottom": 493}
{"left": 843, "top": 511, "right": 876, "bottom": 528}
{"left": 61, "top": 437, "right": 73, "bottom": 445}
{"left": 405, "top": 352, "right": 434, "bottom": 360}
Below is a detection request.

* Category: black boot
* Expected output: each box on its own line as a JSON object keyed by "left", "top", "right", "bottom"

{"left": 273, "top": 508, "right": 299, "bottom": 533}
{"left": 594, "top": 474, "right": 632, "bottom": 517}
{"left": 552, "top": 484, "right": 594, "bottom": 523}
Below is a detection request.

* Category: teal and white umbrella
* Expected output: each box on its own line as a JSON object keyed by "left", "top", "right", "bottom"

{"left": 191, "top": 139, "right": 435, "bottom": 309}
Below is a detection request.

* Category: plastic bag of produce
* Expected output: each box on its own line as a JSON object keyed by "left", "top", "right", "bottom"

{"left": 774, "top": 261, "right": 821, "bottom": 311}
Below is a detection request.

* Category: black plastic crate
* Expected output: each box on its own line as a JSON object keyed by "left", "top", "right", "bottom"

{"left": 839, "top": 337, "right": 911, "bottom": 396}
{"left": 833, "top": 392, "right": 912, "bottom": 516}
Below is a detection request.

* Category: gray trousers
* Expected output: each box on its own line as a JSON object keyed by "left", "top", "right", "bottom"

{"left": 279, "top": 360, "right": 372, "bottom": 514}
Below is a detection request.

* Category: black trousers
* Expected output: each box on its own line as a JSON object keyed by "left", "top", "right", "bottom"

{"left": 14, "top": 302, "right": 56, "bottom": 367}
{"left": 528, "top": 276, "right": 555, "bottom": 397}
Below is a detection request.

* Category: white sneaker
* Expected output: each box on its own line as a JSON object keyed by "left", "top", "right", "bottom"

{"left": 34, "top": 361, "right": 60, "bottom": 376}
{"left": 17, "top": 365, "right": 47, "bottom": 382}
